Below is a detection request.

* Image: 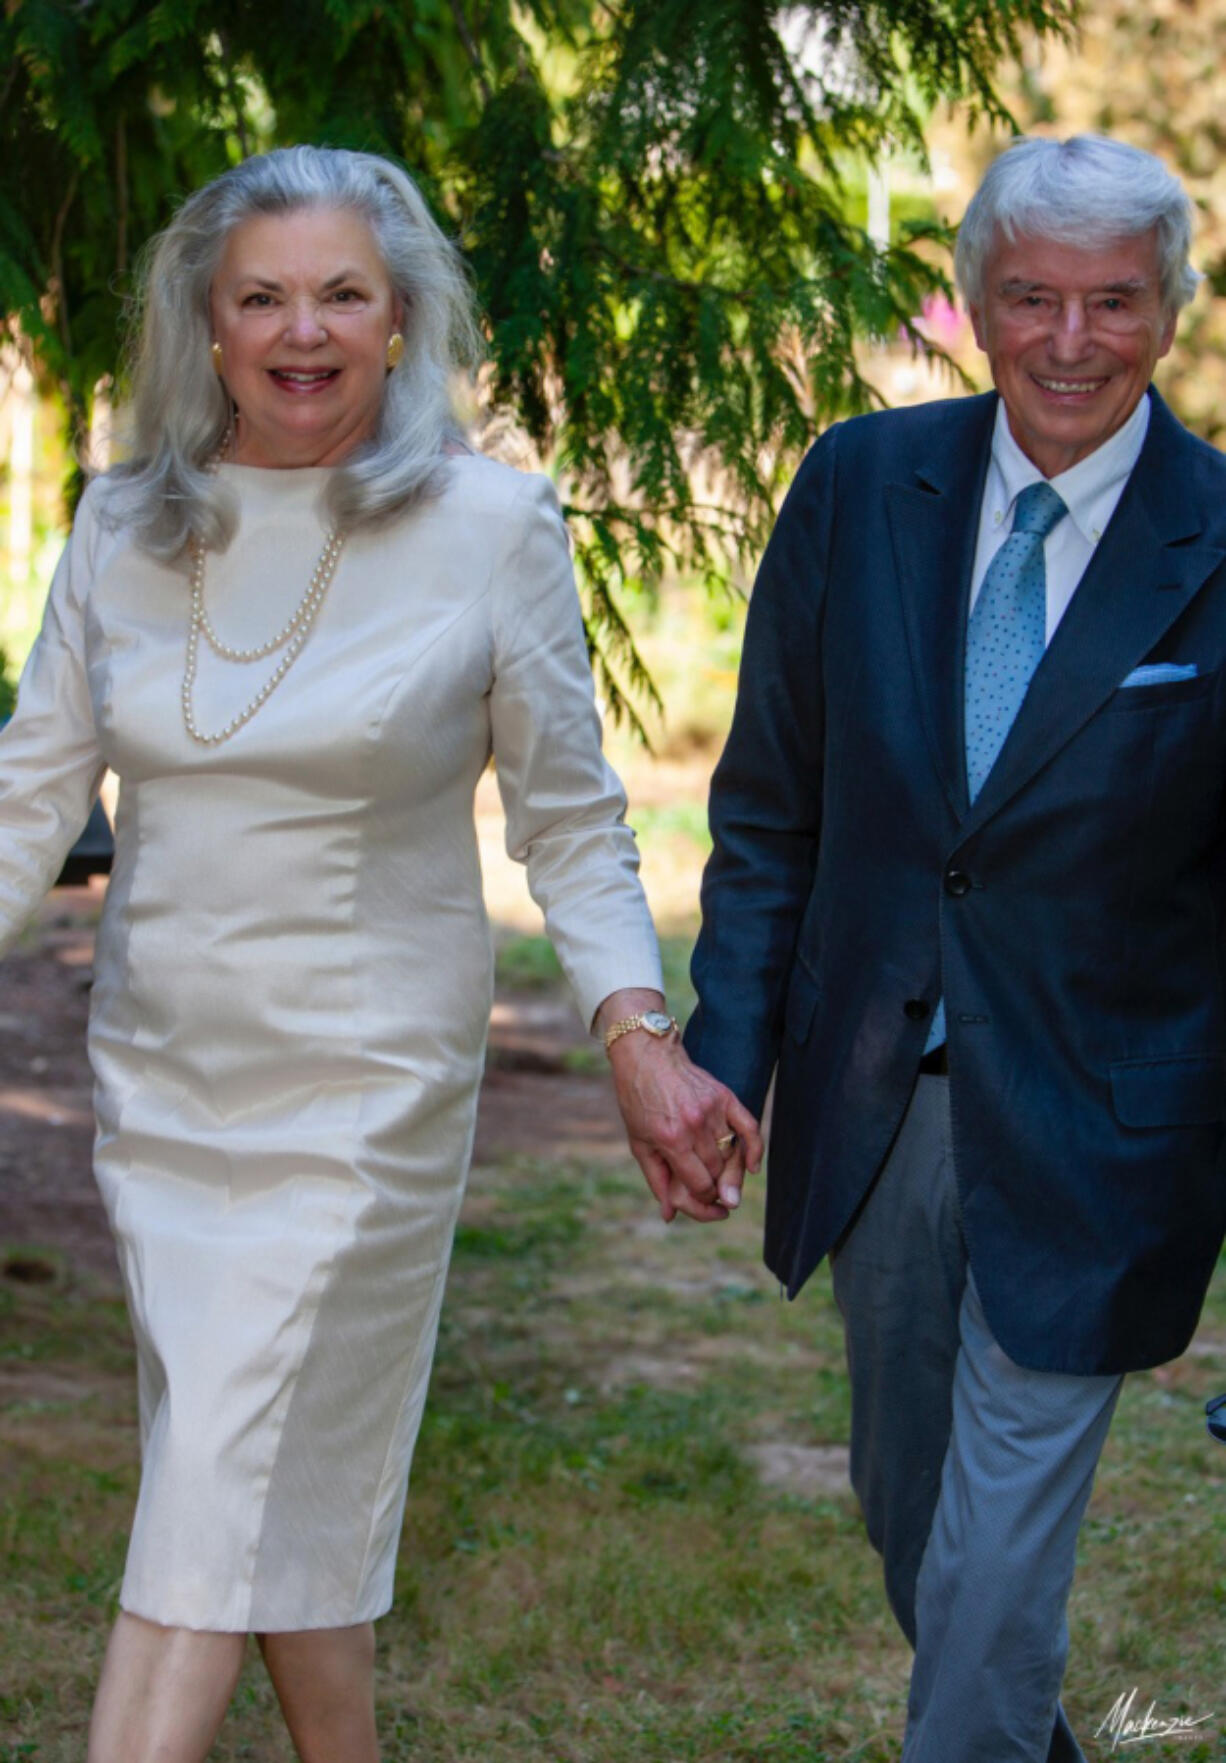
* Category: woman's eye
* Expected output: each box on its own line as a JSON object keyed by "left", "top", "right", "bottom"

{"left": 242, "top": 293, "right": 274, "bottom": 308}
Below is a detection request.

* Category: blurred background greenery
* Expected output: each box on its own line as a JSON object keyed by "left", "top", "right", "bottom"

{"left": 1, "top": 0, "right": 1081, "bottom": 728}
{"left": 3, "top": 0, "right": 1223, "bottom": 737}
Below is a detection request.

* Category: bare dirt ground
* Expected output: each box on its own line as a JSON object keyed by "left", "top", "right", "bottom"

{"left": 0, "top": 886, "right": 112, "bottom": 1283}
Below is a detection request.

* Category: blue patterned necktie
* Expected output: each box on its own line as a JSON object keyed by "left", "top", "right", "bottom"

{"left": 964, "top": 479, "right": 1068, "bottom": 801}
{"left": 925, "top": 479, "right": 1068, "bottom": 1055}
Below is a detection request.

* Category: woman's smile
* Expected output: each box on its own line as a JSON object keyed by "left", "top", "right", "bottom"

{"left": 267, "top": 367, "right": 341, "bottom": 391}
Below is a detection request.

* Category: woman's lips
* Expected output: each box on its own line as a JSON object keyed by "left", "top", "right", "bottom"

{"left": 267, "top": 368, "right": 341, "bottom": 393}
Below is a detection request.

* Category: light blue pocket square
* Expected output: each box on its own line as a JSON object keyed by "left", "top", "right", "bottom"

{"left": 1120, "top": 662, "right": 1199, "bottom": 688}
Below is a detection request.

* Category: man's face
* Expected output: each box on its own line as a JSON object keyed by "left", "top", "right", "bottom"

{"left": 968, "top": 229, "right": 1177, "bottom": 478}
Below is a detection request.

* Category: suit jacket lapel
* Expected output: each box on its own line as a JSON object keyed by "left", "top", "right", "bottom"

{"left": 886, "top": 394, "right": 997, "bottom": 819}
{"left": 963, "top": 391, "right": 1226, "bottom": 835}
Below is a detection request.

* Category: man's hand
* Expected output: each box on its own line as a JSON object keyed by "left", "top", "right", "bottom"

{"left": 596, "top": 989, "right": 764, "bottom": 1223}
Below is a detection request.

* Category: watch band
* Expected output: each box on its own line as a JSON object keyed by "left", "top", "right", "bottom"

{"left": 603, "top": 1012, "right": 679, "bottom": 1053}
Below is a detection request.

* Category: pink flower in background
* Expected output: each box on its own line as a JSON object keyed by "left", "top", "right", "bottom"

{"left": 916, "top": 293, "right": 966, "bottom": 347}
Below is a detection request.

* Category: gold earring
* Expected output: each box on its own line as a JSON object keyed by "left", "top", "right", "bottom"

{"left": 386, "top": 332, "right": 405, "bottom": 371}
{"left": 210, "top": 341, "right": 224, "bottom": 376}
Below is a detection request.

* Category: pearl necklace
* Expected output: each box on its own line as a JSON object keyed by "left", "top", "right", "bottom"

{"left": 181, "top": 524, "right": 345, "bottom": 746}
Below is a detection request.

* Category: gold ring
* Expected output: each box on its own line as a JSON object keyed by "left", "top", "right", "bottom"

{"left": 715, "top": 1132, "right": 737, "bottom": 1154}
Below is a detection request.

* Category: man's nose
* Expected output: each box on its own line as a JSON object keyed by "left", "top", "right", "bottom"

{"left": 1047, "top": 300, "right": 1092, "bottom": 358}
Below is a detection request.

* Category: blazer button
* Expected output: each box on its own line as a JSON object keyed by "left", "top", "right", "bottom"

{"left": 944, "top": 869, "right": 972, "bottom": 897}
{"left": 903, "top": 999, "right": 930, "bottom": 1021}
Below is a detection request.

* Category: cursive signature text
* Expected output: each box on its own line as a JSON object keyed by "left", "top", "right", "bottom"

{"left": 1095, "top": 1686, "right": 1215, "bottom": 1750}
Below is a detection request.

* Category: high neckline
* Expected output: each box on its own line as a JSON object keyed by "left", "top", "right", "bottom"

{"left": 215, "top": 462, "right": 336, "bottom": 515}
{"left": 218, "top": 462, "right": 335, "bottom": 484}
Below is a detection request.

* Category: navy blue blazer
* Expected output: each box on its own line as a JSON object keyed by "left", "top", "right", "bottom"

{"left": 685, "top": 388, "right": 1226, "bottom": 1376}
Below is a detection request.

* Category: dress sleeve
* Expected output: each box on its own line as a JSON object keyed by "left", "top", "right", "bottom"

{"left": 0, "top": 491, "right": 107, "bottom": 955}
{"left": 488, "top": 472, "right": 663, "bottom": 1027}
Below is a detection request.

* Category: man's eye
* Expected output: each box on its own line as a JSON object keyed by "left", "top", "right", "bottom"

{"left": 243, "top": 293, "right": 274, "bottom": 307}
{"left": 330, "top": 289, "right": 360, "bottom": 303}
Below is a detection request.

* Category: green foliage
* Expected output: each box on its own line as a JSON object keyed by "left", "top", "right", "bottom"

{"left": 0, "top": 648, "right": 16, "bottom": 720}
{"left": 0, "top": 0, "right": 1073, "bottom": 727}
{"left": 493, "top": 931, "right": 566, "bottom": 992}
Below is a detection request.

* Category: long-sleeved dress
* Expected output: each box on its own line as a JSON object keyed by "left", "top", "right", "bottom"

{"left": 0, "top": 456, "right": 661, "bottom": 1632}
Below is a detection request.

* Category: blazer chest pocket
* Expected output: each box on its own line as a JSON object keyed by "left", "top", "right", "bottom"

{"left": 1109, "top": 1055, "right": 1226, "bottom": 1128}
{"left": 784, "top": 959, "right": 821, "bottom": 1045}
{"left": 1105, "top": 667, "right": 1215, "bottom": 713}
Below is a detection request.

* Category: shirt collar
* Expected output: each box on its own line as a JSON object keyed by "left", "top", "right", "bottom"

{"left": 990, "top": 392, "right": 1151, "bottom": 546}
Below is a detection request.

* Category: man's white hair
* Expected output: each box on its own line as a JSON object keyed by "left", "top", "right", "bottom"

{"left": 955, "top": 135, "right": 1200, "bottom": 315}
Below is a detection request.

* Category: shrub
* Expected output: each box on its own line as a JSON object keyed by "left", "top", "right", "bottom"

{"left": 0, "top": 647, "right": 16, "bottom": 721}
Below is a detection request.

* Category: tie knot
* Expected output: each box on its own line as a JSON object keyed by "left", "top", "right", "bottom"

{"left": 1011, "top": 480, "right": 1067, "bottom": 540}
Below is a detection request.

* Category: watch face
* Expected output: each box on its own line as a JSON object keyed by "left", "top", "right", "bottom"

{"left": 642, "top": 1011, "right": 674, "bottom": 1035}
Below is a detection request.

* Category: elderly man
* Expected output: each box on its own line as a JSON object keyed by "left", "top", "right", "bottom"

{"left": 681, "top": 135, "right": 1226, "bottom": 1761}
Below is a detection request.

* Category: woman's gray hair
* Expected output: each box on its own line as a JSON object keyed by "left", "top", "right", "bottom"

{"left": 955, "top": 135, "right": 1200, "bottom": 315}
{"left": 107, "top": 145, "right": 483, "bottom": 557}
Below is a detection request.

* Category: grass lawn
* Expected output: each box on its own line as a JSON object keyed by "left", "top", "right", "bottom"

{"left": 2, "top": 1135, "right": 1225, "bottom": 1760}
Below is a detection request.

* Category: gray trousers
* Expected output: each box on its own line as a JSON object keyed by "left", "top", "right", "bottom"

{"left": 829, "top": 1076, "right": 1122, "bottom": 1763}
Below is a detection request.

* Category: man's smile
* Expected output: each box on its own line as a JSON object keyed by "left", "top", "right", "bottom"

{"left": 1031, "top": 373, "right": 1110, "bottom": 395}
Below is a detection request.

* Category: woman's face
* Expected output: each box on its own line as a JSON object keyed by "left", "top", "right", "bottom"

{"left": 209, "top": 207, "right": 403, "bottom": 469}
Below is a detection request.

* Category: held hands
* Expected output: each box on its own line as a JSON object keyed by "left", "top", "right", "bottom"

{"left": 597, "top": 990, "right": 764, "bottom": 1223}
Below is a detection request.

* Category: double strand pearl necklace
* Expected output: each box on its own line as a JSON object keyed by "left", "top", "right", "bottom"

{"left": 182, "top": 521, "right": 346, "bottom": 746}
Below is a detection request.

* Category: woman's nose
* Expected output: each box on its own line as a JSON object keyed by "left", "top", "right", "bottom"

{"left": 283, "top": 299, "right": 328, "bottom": 346}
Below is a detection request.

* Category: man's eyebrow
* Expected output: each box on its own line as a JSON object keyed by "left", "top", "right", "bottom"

{"left": 997, "top": 276, "right": 1150, "bottom": 297}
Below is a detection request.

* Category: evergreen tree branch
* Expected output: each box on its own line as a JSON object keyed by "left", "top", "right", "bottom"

{"left": 0, "top": 0, "right": 1076, "bottom": 733}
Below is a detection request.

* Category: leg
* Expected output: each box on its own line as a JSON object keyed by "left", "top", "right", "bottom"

{"left": 257, "top": 1623, "right": 379, "bottom": 1763}
{"left": 831, "top": 1077, "right": 1119, "bottom": 1762}
{"left": 902, "top": 1271, "right": 1122, "bottom": 1763}
{"left": 87, "top": 1611, "right": 247, "bottom": 1763}
{"left": 830, "top": 1076, "right": 965, "bottom": 1643}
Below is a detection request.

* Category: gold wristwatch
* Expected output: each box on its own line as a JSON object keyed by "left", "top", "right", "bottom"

{"left": 603, "top": 1010, "right": 679, "bottom": 1054}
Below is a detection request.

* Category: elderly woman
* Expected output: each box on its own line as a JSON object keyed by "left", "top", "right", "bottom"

{"left": 0, "top": 146, "right": 759, "bottom": 1763}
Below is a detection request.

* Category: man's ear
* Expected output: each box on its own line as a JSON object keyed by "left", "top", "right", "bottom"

{"left": 968, "top": 303, "right": 987, "bottom": 352}
{"left": 1157, "top": 307, "right": 1177, "bottom": 361}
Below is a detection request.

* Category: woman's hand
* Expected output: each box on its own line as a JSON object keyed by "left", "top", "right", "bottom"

{"left": 596, "top": 989, "right": 764, "bottom": 1222}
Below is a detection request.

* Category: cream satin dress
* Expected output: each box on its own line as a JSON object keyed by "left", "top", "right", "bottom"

{"left": 0, "top": 457, "right": 661, "bottom": 1632}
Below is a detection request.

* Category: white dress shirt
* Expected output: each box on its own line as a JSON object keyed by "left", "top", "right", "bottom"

{"left": 970, "top": 392, "right": 1152, "bottom": 643}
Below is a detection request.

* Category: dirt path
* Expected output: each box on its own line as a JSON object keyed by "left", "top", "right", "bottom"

{"left": 0, "top": 886, "right": 630, "bottom": 1293}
